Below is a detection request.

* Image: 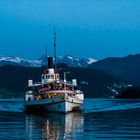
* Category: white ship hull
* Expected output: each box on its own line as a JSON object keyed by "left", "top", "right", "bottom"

{"left": 24, "top": 95, "right": 84, "bottom": 113}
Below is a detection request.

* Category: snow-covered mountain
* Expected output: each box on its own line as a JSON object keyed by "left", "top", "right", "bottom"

{"left": 57, "top": 55, "right": 97, "bottom": 67}
{"left": 0, "top": 56, "right": 42, "bottom": 67}
{"left": 0, "top": 55, "right": 97, "bottom": 67}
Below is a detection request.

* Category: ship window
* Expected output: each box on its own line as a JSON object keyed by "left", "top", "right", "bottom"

{"left": 47, "top": 75, "right": 51, "bottom": 79}
{"left": 42, "top": 75, "right": 45, "bottom": 79}
{"left": 57, "top": 75, "right": 59, "bottom": 79}
{"left": 51, "top": 75, "right": 54, "bottom": 79}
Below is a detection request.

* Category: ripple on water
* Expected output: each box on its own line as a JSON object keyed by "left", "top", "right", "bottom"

{"left": 0, "top": 99, "right": 140, "bottom": 139}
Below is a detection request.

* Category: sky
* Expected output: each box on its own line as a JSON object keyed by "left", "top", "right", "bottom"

{"left": 0, "top": 0, "right": 140, "bottom": 60}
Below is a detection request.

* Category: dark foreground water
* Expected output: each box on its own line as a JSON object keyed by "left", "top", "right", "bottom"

{"left": 0, "top": 99, "right": 140, "bottom": 140}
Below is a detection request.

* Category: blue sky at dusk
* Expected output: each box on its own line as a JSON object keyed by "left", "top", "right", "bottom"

{"left": 0, "top": 0, "right": 140, "bottom": 60}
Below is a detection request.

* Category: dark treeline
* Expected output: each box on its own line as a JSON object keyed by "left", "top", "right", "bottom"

{"left": 116, "top": 86, "right": 140, "bottom": 99}
{"left": 0, "top": 64, "right": 127, "bottom": 98}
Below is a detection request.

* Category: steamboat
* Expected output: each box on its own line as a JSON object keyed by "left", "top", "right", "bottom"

{"left": 24, "top": 30, "right": 84, "bottom": 113}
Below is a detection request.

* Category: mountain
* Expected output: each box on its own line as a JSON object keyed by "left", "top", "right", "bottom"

{"left": 0, "top": 64, "right": 130, "bottom": 98}
{"left": 0, "top": 56, "right": 42, "bottom": 67}
{"left": 88, "top": 54, "right": 140, "bottom": 85}
{"left": 39, "top": 55, "right": 97, "bottom": 67}
{"left": 0, "top": 55, "right": 96, "bottom": 68}
{"left": 56, "top": 55, "right": 96, "bottom": 67}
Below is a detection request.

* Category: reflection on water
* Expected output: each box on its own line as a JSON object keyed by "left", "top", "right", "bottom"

{"left": 25, "top": 113, "right": 84, "bottom": 140}
{"left": 1, "top": 99, "right": 140, "bottom": 139}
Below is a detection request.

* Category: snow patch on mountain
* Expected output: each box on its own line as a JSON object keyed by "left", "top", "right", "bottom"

{"left": 56, "top": 55, "right": 97, "bottom": 67}
{"left": 87, "top": 58, "right": 97, "bottom": 64}
{"left": 0, "top": 55, "right": 97, "bottom": 67}
{"left": 0, "top": 56, "right": 42, "bottom": 67}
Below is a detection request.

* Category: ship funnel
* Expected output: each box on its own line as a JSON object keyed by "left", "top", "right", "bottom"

{"left": 48, "top": 57, "right": 54, "bottom": 69}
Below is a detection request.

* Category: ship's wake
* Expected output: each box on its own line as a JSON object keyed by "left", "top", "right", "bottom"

{"left": 0, "top": 99, "right": 24, "bottom": 112}
{"left": 0, "top": 99, "right": 140, "bottom": 113}
{"left": 84, "top": 99, "right": 140, "bottom": 113}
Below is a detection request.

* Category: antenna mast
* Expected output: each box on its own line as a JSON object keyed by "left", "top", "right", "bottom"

{"left": 54, "top": 28, "right": 57, "bottom": 72}
{"left": 45, "top": 45, "right": 48, "bottom": 67}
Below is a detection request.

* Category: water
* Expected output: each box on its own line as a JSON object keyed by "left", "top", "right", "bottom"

{"left": 0, "top": 99, "right": 140, "bottom": 140}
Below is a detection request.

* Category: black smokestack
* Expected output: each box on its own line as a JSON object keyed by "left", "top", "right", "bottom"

{"left": 48, "top": 57, "right": 53, "bottom": 69}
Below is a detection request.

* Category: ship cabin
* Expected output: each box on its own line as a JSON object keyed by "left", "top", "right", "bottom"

{"left": 25, "top": 56, "right": 80, "bottom": 102}
{"left": 41, "top": 69, "right": 60, "bottom": 84}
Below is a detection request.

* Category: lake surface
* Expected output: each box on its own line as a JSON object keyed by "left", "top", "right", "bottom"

{"left": 0, "top": 99, "right": 140, "bottom": 140}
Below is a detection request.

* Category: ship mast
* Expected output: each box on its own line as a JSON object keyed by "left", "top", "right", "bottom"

{"left": 54, "top": 28, "right": 57, "bottom": 87}
{"left": 54, "top": 28, "right": 57, "bottom": 73}
{"left": 45, "top": 45, "right": 48, "bottom": 67}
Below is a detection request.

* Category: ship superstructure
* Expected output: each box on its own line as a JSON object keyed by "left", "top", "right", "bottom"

{"left": 24, "top": 30, "right": 84, "bottom": 113}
